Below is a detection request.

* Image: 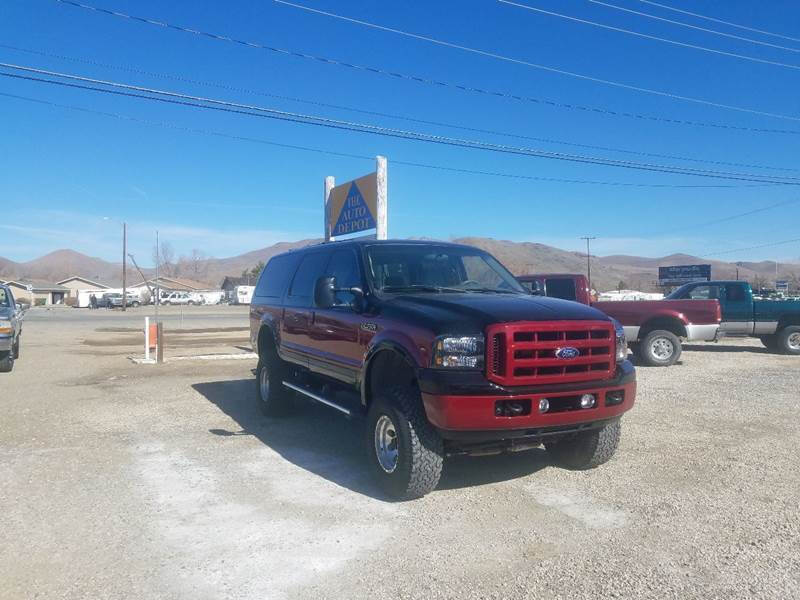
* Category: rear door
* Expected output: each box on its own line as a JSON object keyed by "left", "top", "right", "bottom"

{"left": 281, "top": 250, "right": 330, "bottom": 367}
{"left": 721, "top": 282, "right": 755, "bottom": 334}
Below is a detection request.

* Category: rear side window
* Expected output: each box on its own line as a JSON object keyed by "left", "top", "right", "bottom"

{"left": 288, "top": 252, "right": 330, "bottom": 301}
{"left": 687, "top": 285, "right": 719, "bottom": 300}
{"left": 255, "top": 254, "right": 300, "bottom": 300}
{"left": 545, "top": 278, "right": 577, "bottom": 301}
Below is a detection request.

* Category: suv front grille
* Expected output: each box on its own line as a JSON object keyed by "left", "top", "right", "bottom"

{"left": 486, "top": 320, "right": 615, "bottom": 386}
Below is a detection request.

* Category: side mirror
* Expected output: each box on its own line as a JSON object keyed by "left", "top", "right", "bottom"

{"left": 314, "top": 276, "right": 336, "bottom": 308}
{"left": 16, "top": 302, "right": 23, "bottom": 312}
{"left": 528, "top": 281, "right": 544, "bottom": 296}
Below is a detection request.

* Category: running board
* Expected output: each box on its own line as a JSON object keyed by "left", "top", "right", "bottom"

{"left": 282, "top": 381, "right": 352, "bottom": 416}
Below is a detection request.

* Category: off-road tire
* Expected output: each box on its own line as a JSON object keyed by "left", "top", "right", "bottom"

{"left": 365, "top": 386, "right": 444, "bottom": 500}
{"left": 0, "top": 351, "right": 14, "bottom": 373}
{"left": 759, "top": 335, "right": 778, "bottom": 351}
{"left": 776, "top": 326, "right": 800, "bottom": 356}
{"left": 546, "top": 420, "right": 622, "bottom": 470}
{"left": 637, "top": 329, "right": 681, "bottom": 367}
{"left": 256, "top": 344, "right": 292, "bottom": 416}
{"left": 13, "top": 338, "right": 20, "bottom": 360}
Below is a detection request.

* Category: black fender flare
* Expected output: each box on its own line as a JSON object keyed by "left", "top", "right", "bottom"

{"left": 360, "top": 339, "right": 420, "bottom": 406}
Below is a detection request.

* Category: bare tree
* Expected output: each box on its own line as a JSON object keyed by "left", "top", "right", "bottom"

{"left": 152, "top": 240, "right": 176, "bottom": 277}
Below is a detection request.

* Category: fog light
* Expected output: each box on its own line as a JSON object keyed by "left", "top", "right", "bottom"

{"left": 580, "top": 394, "right": 596, "bottom": 409}
{"left": 538, "top": 398, "right": 549, "bottom": 413}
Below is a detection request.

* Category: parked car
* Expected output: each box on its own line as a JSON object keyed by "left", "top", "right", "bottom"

{"left": 99, "top": 293, "right": 140, "bottom": 308}
{"left": 250, "top": 240, "right": 636, "bottom": 499}
{"left": 163, "top": 292, "right": 191, "bottom": 305}
{"left": 0, "top": 283, "right": 22, "bottom": 372}
{"left": 517, "top": 274, "right": 721, "bottom": 367}
{"left": 665, "top": 281, "right": 800, "bottom": 355}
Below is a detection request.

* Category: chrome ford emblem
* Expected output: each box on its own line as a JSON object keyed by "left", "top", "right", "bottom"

{"left": 554, "top": 347, "right": 580, "bottom": 359}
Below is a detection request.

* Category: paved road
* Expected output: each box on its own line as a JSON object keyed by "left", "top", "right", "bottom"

{"left": 1, "top": 312, "right": 798, "bottom": 599}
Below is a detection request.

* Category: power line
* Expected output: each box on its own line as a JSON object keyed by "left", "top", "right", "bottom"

{"left": 705, "top": 236, "right": 800, "bottom": 257}
{"left": 637, "top": 0, "right": 800, "bottom": 45}
{"left": 53, "top": 0, "right": 800, "bottom": 125}
{"left": 5, "top": 63, "right": 800, "bottom": 184}
{"left": 650, "top": 198, "right": 800, "bottom": 236}
{"left": 3, "top": 90, "right": 778, "bottom": 189}
{"left": 587, "top": 0, "right": 800, "bottom": 54}
{"left": 3, "top": 45, "right": 795, "bottom": 173}
{"left": 499, "top": 0, "right": 800, "bottom": 70}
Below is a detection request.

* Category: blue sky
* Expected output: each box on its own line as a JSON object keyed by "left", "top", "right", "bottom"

{"left": 1, "top": 0, "right": 799, "bottom": 266}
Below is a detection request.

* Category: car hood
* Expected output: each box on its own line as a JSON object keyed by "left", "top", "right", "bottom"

{"left": 378, "top": 292, "right": 610, "bottom": 335}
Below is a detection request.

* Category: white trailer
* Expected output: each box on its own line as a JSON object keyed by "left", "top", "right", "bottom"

{"left": 233, "top": 285, "right": 255, "bottom": 305}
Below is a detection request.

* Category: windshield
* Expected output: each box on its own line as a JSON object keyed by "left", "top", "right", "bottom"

{"left": 365, "top": 244, "right": 527, "bottom": 294}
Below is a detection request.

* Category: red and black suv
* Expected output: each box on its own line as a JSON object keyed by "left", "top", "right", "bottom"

{"left": 250, "top": 240, "right": 636, "bottom": 499}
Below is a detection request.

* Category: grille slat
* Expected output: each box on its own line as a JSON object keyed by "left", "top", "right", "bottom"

{"left": 486, "top": 320, "right": 615, "bottom": 386}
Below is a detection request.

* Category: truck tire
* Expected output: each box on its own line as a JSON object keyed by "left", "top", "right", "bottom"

{"left": 546, "top": 420, "right": 621, "bottom": 470}
{"left": 255, "top": 348, "right": 292, "bottom": 416}
{"left": 0, "top": 351, "right": 14, "bottom": 373}
{"left": 365, "top": 386, "right": 444, "bottom": 500}
{"left": 637, "top": 329, "right": 681, "bottom": 367}
{"left": 759, "top": 335, "right": 778, "bottom": 351}
{"left": 13, "top": 337, "right": 20, "bottom": 360}
{"left": 776, "top": 326, "right": 800, "bottom": 356}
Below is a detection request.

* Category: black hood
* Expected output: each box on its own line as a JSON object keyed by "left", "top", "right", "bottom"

{"left": 376, "top": 292, "right": 610, "bottom": 336}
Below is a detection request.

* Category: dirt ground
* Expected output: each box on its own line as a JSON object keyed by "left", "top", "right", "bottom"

{"left": 1, "top": 306, "right": 798, "bottom": 599}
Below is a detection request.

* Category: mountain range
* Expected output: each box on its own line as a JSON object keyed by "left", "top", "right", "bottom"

{"left": 1, "top": 240, "right": 797, "bottom": 292}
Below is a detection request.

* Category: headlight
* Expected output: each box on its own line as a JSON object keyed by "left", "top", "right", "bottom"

{"left": 612, "top": 319, "right": 627, "bottom": 362}
{"left": 0, "top": 320, "right": 12, "bottom": 335}
{"left": 433, "top": 335, "right": 484, "bottom": 369}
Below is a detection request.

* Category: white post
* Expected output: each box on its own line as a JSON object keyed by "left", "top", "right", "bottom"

{"left": 144, "top": 316, "right": 150, "bottom": 361}
{"left": 376, "top": 155, "right": 388, "bottom": 240}
{"left": 324, "top": 175, "right": 335, "bottom": 242}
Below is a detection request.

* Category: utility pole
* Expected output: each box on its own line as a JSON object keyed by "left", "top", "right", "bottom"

{"left": 581, "top": 236, "right": 597, "bottom": 293}
{"left": 122, "top": 222, "right": 127, "bottom": 312}
{"left": 155, "top": 230, "right": 159, "bottom": 323}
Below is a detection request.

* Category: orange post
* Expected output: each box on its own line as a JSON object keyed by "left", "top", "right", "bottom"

{"left": 148, "top": 323, "right": 158, "bottom": 351}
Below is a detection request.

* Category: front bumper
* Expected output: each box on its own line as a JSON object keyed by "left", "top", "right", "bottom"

{"left": 418, "top": 360, "right": 636, "bottom": 440}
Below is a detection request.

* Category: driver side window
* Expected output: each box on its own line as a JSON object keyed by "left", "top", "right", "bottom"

{"left": 326, "top": 250, "right": 360, "bottom": 305}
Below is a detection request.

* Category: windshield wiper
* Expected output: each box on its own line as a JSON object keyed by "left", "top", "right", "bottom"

{"left": 462, "top": 287, "right": 522, "bottom": 294}
{"left": 381, "top": 285, "right": 463, "bottom": 293}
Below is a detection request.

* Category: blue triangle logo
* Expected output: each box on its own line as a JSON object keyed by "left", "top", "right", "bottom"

{"left": 332, "top": 181, "right": 376, "bottom": 236}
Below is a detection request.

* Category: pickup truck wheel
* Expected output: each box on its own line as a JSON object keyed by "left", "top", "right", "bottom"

{"left": 638, "top": 330, "right": 681, "bottom": 367}
{"left": 776, "top": 326, "right": 800, "bottom": 355}
{"left": 255, "top": 353, "right": 292, "bottom": 416}
{"left": 759, "top": 335, "right": 778, "bottom": 351}
{"left": 0, "top": 351, "right": 14, "bottom": 373}
{"left": 365, "top": 387, "right": 444, "bottom": 500}
{"left": 545, "top": 420, "right": 621, "bottom": 470}
{"left": 13, "top": 338, "right": 20, "bottom": 359}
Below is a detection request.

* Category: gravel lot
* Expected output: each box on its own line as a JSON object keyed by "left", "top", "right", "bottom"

{"left": 1, "top": 307, "right": 798, "bottom": 599}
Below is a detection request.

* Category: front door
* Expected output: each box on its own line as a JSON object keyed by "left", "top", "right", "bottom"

{"left": 721, "top": 282, "right": 754, "bottom": 335}
{"left": 310, "top": 248, "right": 365, "bottom": 385}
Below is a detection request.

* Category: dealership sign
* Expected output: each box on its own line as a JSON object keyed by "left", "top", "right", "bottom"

{"left": 328, "top": 172, "right": 378, "bottom": 237}
{"left": 658, "top": 264, "right": 712, "bottom": 286}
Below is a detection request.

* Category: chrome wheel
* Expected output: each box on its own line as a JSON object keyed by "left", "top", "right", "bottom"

{"left": 651, "top": 337, "right": 674, "bottom": 360}
{"left": 788, "top": 332, "right": 800, "bottom": 351}
{"left": 374, "top": 415, "right": 399, "bottom": 473}
{"left": 259, "top": 364, "right": 270, "bottom": 402}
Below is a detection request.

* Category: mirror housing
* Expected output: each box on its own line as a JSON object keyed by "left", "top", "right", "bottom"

{"left": 528, "top": 280, "right": 545, "bottom": 296}
{"left": 314, "top": 276, "right": 336, "bottom": 308}
{"left": 314, "top": 276, "right": 365, "bottom": 310}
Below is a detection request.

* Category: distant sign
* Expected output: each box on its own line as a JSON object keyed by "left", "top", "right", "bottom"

{"left": 658, "top": 264, "right": 711, "bottom": 286}
{"left": 776, "top": 280, "right": 789, "bottom": 291}
{"left": 328, "top": 172, "right": 378, "bottom": 237}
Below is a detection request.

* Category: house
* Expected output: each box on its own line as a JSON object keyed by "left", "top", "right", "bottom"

{"left": 1, "top": 279, "right": 71, "bottom": 305}
{"left": 56, "top": 276, "right": 115, "bottom": 298}
{"left": 220, "top": 276, "right": 256, "bottom": 293}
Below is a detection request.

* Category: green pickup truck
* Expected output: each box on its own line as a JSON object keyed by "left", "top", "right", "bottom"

{"left": 666, "top": 280, "right": 800, "bottom": 355}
